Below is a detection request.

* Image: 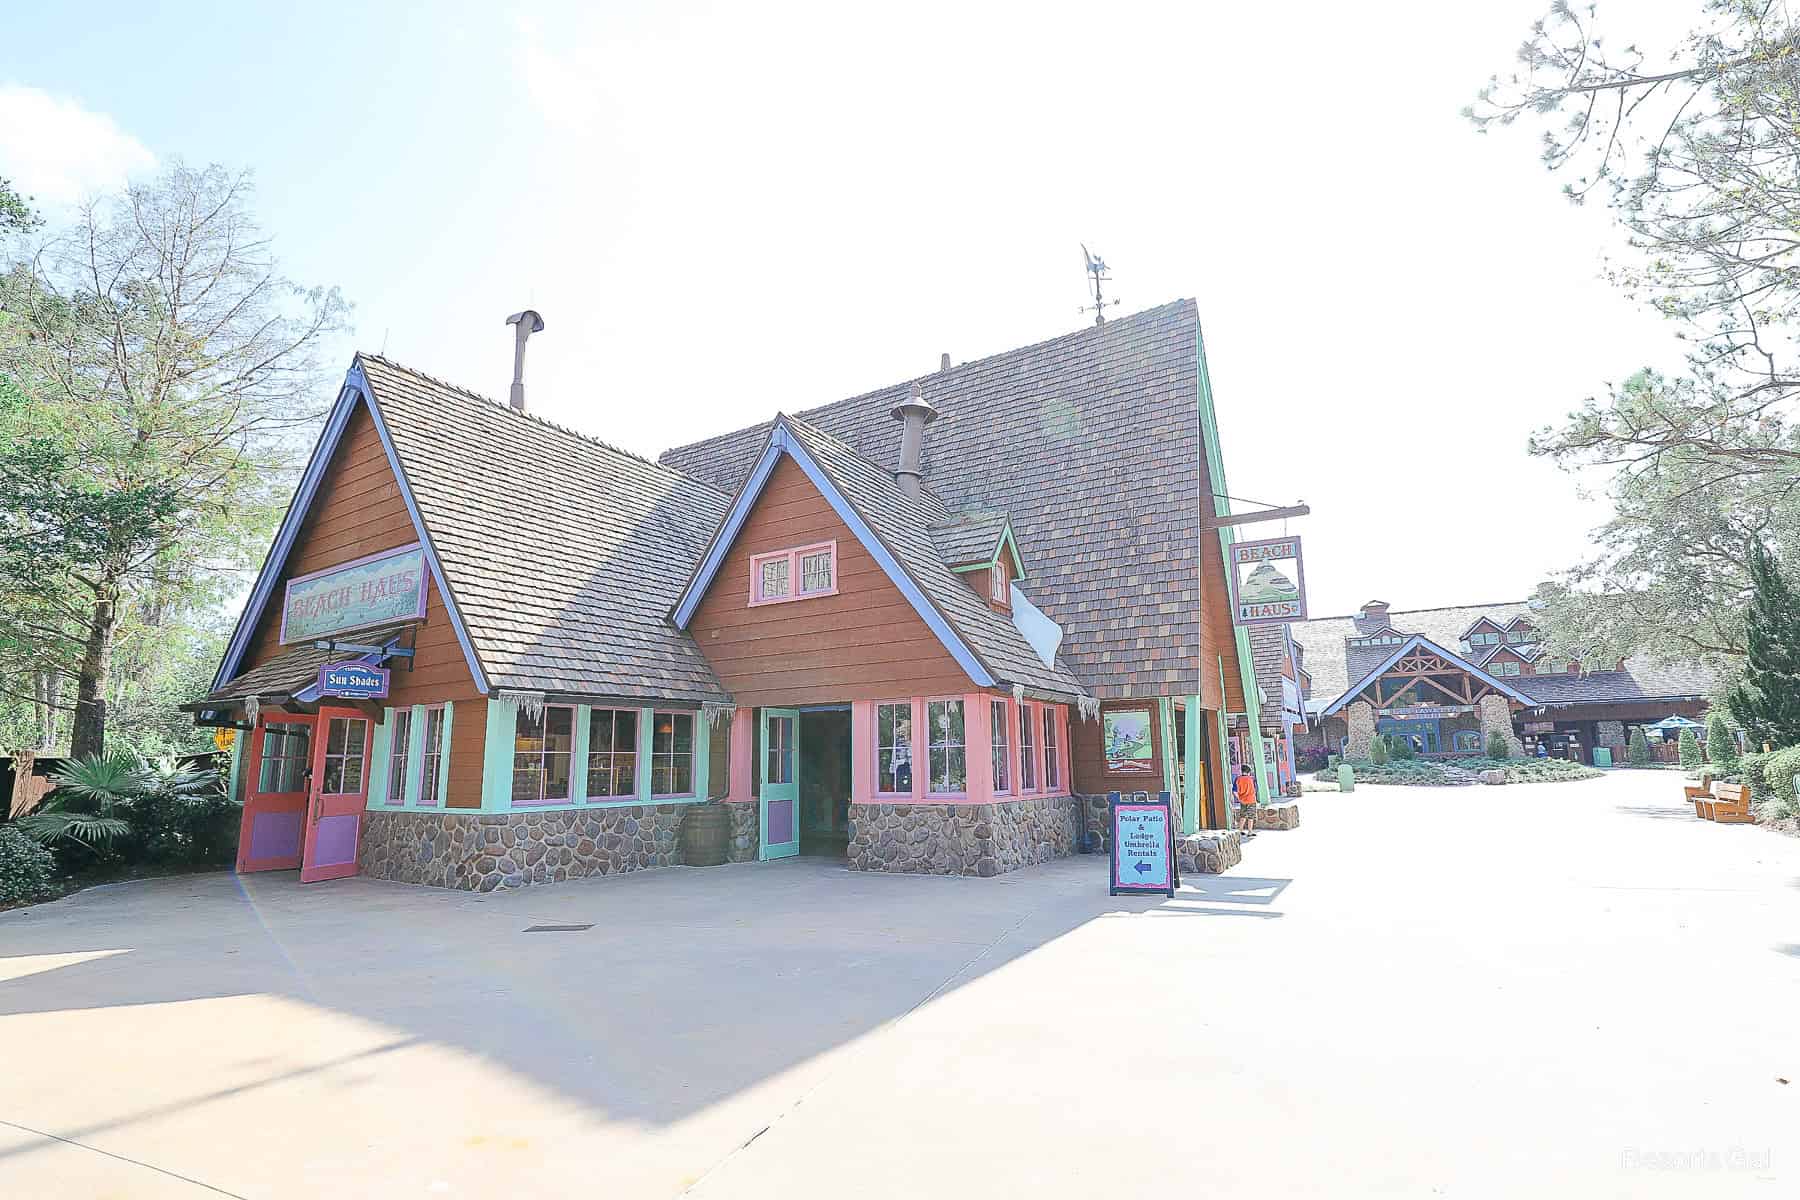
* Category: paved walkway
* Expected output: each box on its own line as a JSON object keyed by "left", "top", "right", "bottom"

{"left": 1, "top": 769, "right": 1795, "bottom": 1197}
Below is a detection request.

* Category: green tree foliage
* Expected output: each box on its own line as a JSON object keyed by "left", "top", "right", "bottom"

{"left": 1627, "top": 726, "right": 1651, "bottom": 766}
{"left": 1706, "top": 711, "right": 1740, "bottom": 772}
{"left": 1725, "top": 541, "right": 1800, "bottom": 748}
{"left": 0, "top": 825, "right": 55, "bottom": 905}
{"left": 1369, "top": 734, "right": 1389, "bottom": 765}
{"left": 0, "top": 163, "right": 347, "bottom": 756}
{"left": 1486, "top": 731, "right": 1511, "bottom": 760}
{"left": 1678, "top": 727, "right": 1703, "bottom": 768}
{"left": 1473, "top": 5, "right": 1800, "bottom": 675}
{"left": 0, "top": 176, "right": 38, "bottom": 236}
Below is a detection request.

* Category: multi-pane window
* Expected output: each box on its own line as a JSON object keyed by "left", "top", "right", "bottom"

{"left": 927, "top": 699, "right": 966, "bottom": 794}
{"left": 418, "top": 707, "right": 446, "bottom": 806}
{"left": 1469, "top": 630, "right": 1500, "bottom": 647}
{"left": 1492, "top": 661, "right": 1522, "bottom": 677}
{"left": 1042, "top": 707, "right": 1061, "bottom": 790}
{"left": 513, "top": 706, "right": 574, "bottom": 804}
{"left": 1453, "top": 730, "right": 1482, "bottom": 753}
{"left": 990, "top": 700, "right": 1011, "bottom": 793}
{"left": 750, "top": 542, "right": 837, "bottom": 605}
{"left": 587, "top": 708, "right": 639, "bottom": 798}
{"left": 990, "top": 558, "right": 1009, "bottom": 604}
{"left": 1020, "top": 703, "right": 1039, "bottom": 790}
{"left": 320, "top": 717, "right": 367, "bottom": 795}
{"left": 1507, "top": 629, "right": 1532, "bottom": 644}
{"left": 876, "top": 702, "right": 913, "bottom": 794}
{"left": 257, "top": 723, "right": 311, "bottom": 793}
{"left": 386, "top": 709, "right": 413, "bottom": 805}
{"left": 652, "top": 712, "right": 695, "bottom": 796}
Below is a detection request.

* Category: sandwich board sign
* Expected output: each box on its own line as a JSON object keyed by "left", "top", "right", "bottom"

{"left": 1109, "top": 791, "right": 1178, "bottom": 898}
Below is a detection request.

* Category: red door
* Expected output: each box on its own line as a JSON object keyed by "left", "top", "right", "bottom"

{"left": 300, "top": 706, "right": 372, "bottom": 883}
{"left": 236, "top": 717, "right": 315, "bottom": 873}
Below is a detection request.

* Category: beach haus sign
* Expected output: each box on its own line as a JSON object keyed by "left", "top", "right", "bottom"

{"left": 1227, "top": 535, "right": 1307, "bottom": 627}
{"left": 280, "top": 544, "right": 428, "bottom": 644}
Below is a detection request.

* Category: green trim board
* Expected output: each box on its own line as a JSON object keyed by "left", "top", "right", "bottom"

{"left": 1157, "top": 697, "right": 1179, "bottom": 814}
{"left": 226, "top": 732, "right": 245, "bottom": 806}
{"left": 1195, "top": 326, "right": 1272, "bottom": 802}
{"left": 944, "top": 522, "right": 1028, "bottom": 579}
{"left": 1182, "top": 697, "right": 1202, "bottom": 835}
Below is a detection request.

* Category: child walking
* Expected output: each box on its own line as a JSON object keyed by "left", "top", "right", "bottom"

{"left": 1234, "top": 764, "right": 1258, "bottom": 839}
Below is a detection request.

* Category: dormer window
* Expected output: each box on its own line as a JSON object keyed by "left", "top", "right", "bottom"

{"left": 749, "top": 541, "right": 838, "bottom": 606}
{"left": 1469, "top": 631, "right": 1501, "bottom": 647}
{"left": 990, "top": 556, "right": 1010, "bottom": 605}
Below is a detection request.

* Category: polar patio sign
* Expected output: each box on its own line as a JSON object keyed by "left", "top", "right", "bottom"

{"left": 1108, "top": 791, "right": 1178, "bottom": 898}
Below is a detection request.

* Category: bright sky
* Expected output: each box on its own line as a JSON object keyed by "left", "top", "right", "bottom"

{"left": 1, "top": 1, "right": 1695, "bottom": 619}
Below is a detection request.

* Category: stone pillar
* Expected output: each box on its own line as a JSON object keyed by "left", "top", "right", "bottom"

{"left": 1597, "top": 720, "right": 1626, "bottom": 751}
{"left": 1345, "top": 700, "right": 1376, "bottom": 759}
{"left": 1478, "top": 695, "right": 1524, "bottom": 757}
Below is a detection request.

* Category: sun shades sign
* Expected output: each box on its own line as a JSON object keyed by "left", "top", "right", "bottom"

{"left": 1227, "top": 535, "right": 1307, "bottom": 626}
{"left": 281, "top": 544, "right": 428, "bottom": 644}
{"left": 1109, "top": 792, "right": 1176, "bottom": 897}
{"left": 317, "top": 661, "right": 389, "bottom": 700}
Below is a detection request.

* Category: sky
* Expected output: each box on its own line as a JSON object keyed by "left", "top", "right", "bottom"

{"left": 0, "top": 0, "right": 1696, "bottom": 619}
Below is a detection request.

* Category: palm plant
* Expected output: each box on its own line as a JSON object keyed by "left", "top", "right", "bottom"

{"left": 17, "top": 753, "right": 138, "bottom": 848}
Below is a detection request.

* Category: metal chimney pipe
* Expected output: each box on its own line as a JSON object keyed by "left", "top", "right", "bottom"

{"left": 889, "top": 381, "right": 939, "bottom": 500}
{"left": 505, "top": 309, "right": 545, "bottom": 412}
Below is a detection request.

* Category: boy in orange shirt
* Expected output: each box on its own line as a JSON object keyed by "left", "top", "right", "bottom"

{"left": 1234, "top": 764, "right": 1258, "bottom": 839}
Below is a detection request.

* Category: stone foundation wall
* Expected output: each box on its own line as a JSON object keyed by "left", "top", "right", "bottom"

{"left": 1176, "top": 830, "right": 1243, "bottom": 874}
{"left": 358, "top": 806, "right": 688, "bottom": 891}
{"left": 1596, "top": 720, "right": 1626, "bottom": 751}
{"left": 725, "top": 802, "right": 759, "bottom": 863}
{"left": 846, "top": 794, "right": 1079, "bottom": 877}
{"left": 1252, "top": 802, "right": 1300, "bottom": 831}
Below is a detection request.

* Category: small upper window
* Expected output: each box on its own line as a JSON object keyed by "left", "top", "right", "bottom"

{"left": 750, "top": 542, "right": 837, "bottom": 606}
{"left": 990, "top": 558, "right": 1009, "bottom": 604}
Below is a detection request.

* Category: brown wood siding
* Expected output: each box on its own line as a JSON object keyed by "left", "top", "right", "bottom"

{"left": 689, "top": 456, "right": 974, "bottom": 707}
{"left": 1069, "top": 701, "right": 1167, "bottom": 795}
{"left": 1198, "top": 452, "right": 1245, "bottom": 712}
{"left": 235, "top": 402, "right": 485, "bottom": 808}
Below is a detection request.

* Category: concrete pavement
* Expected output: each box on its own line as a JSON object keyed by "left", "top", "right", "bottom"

{"left": 1, "top": 769, "right": 1796, "bottom": 1197}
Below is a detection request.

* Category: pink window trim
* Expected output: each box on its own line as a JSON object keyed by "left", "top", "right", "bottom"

{"left": 989, "top": 697, "right": 1011, "bottom": 796}
{"left": 924, "top": 694, "right": 969, "bottom": 799}
{"left": 513, "top": 703, "right": 576, "bottom": 806}
{"left": 873, "top": 698, "right": 914, "bottom": 799}
{"left": 748, "top": 540, "right": 839, "bottom": 607}
{"left": 1041, "top": 704, "right": 1062, "bottom": 791}
{"left": 416, "top": 703, "right": 447, "bottom": 808}
{"left": 1019, "top": 701, "right": 1039, "bottom": 793}
{"left": 650, "top": 709, "right": 697, "bottom": 799}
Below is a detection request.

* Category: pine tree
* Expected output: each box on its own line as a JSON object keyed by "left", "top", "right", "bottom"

{"left": 1678, "top": 728, "right": 1702, "bottom": 768}
{"left": 1725, "top": 541, "right": 1800, "bottom": 749}
{"left": 1486, "top": 731, "right": 1510, "bottom": 760}
{"left": 1369, "top": 734, "right": 1388, "bottom": 765}
{"left": 1706, "top": 712, "right": 1739, "bottom": 773}
{"left": 1627, "top": 726, "right": 1651, "bottom": 766}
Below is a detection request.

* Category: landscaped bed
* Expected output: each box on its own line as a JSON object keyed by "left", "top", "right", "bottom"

{"left": 1314, "top": 756, "right": 1603, "bottom": 787}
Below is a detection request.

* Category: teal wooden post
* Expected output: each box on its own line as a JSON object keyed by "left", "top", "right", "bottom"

{"left": 570, "top": 704, "right": 591, "bottom": 802}
{"left": 693, "top": 710, "right": 711, "bottom": 800}
{"left": 1183, "top": 698, "right": 1202, "bottom": 835}
{"left": 1157, "top": 697, "right": 1179, "bottom": 805}
{"left": 368, "top": 711, "right": 393, "bottom": 808}
{"left": 636, "top": 707, "right": 655, "bottom": 801}
{"left": 437, "top": 702, "right": 455, "bottom": 804}
{"left": 481, "top": 696, "right": 518, "bottom": 810}
{"left": 403, "top": 705, "right": 428, "bottom": 805}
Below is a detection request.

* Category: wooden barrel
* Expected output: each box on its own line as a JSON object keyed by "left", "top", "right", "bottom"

{"left": 682, "top": 802, "right": 729, "bottom": 866}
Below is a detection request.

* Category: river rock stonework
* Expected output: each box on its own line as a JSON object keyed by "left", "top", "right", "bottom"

{"left": 1346, "top": 700, "right": 1377, "bottom": 759}
{"left": 725, "top": 802, "right": 759, "bottom": 863}
{"left": 358, "top": 806, "right": 688, "bottom": 891}
{"left": 846, "top": 795, "right": 1079, "bottom": 877}
{"left": 1252, "top": 802, "right": 1300, "bottom": 830}
{"left": 1478, "top": 694, "right": 1525, "bottom": 758}
{"left": 1175, "top": 830, "right": 1242, "bottom": 875}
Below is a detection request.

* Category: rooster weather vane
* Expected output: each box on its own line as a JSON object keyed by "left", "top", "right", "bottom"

{"left": 1079, "top": 244, "right": 1119, "bottom": 326}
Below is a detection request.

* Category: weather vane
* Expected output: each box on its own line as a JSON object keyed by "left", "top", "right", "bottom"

{"left": 1079, "top": 244, "right": 1119, "bottom": 326}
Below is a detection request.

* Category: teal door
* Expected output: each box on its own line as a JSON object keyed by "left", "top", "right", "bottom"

{"left": 760, "top": 708, "right": 800, "bottom": 860}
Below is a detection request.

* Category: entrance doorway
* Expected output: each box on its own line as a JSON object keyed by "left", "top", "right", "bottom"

{"left": 236, "top": 707, "right": 373, "bottom": 882}
{"left": 798, "top": 708, "right": 852, "bottom": 857}
{"left": 1378, "top": 718, "right": 1440, "bottom": 756}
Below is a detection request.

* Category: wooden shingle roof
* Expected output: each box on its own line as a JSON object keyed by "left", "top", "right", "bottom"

{"left": 659, "top": 300, "right": 1205, "bottom": 699}
{"left": 357, "top": 356, "right": 735, "bottom": 705}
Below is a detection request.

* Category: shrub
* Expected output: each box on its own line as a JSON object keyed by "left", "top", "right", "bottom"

{"left": 19, "top": 752, "right": 236, "bottom": 874}
{"left": 0, "top": 825, "right": 56, "bottom": 905}
{"left": 1486, "top": 731, "right": 1510, "bottom": 760}
{"left": 1627, "top": 726, "right": 1651, "bottom": 766}
{"left": 1677, "top": 728, "right": 1702, "bottom": 769}
{"left": 1296, "top": 745, "right": 1330, "bottom": 773}
{"left": 1748, "top": 746, "right": 1800, "bottom": 821}
{"left": 1706, "top": 713, "right": 1739, "bottom": 773}
{"left": 1369, "top": 735, "right": 1389, "bottom": 765}
{"left": 1389, "top": 737, "right": 1416, "bottom": 761}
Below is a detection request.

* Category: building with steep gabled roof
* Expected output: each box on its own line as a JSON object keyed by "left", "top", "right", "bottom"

{"left": 193, "top": 300, "right": 1266, "bottom": 889}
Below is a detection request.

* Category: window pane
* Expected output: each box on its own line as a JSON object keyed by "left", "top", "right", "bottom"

{"left": 801, "top": 550, "right": 832, "bottom": 593}
{"left": 1020, "top": 705, "right": 1037, "bottom": 789}
{"left": 1044, "top": 709, "right": 1060, "bottom": 788}
{"left": 760, "top": 557, "right": 789, "bottom": 599}
{"left": 341, "top": 751, "right": 363, "bottom": 794}
{"left": 544, "top": 752, "right": 571, "bottom": 800}
{"left": 322, "top": 758, "right": 345, "bottom": 794}
{"left": 674, "top": 759, "right": 693, "bottom": 795}
{"left": 617, "top": 709, "right": 638, "bottom": 748}
{"left": 325, "top": 718, "right": 347, "bottom": 756}
{"left": 671, "top": 713, "right": 693, "bottom": 754}
{"left": 423, "top": 709, "right": 444, "bottom": 755}
{"left": 991, "top": 702, "right": 1010, "bottom": 791}
{"left": 545, "top": 707, "right": 573, "bottom": 751}
{"left": 388, "top": 710, "right": 411, "bottom": 801}
{"left": 590, "top": 710, "right": 613, "bottom": 753}
{"left": 512, "top": 768, "right": 539, "bottom": 803}
{"left": 515, "top": 707, "right": 544, "bottom": 747}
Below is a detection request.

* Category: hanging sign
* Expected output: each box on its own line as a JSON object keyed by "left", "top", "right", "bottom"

{"left": 317, "top": 661, "right": 390, "bottom": 700}
{"left": 281, "top": 544, "right": 429, "bottom": 644}
{"left": 1227, "top": 535, "right": 1307, "bottom": 626}
{"left": 1109, "top": 791, "right": 1177, "bottom": 898}
{"left": 1380, "top": 704, "right": 1472, "bottom": 720}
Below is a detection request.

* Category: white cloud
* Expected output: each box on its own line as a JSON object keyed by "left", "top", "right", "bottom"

{"left": 0, "top": 84, "right": 155, "bottom": 209}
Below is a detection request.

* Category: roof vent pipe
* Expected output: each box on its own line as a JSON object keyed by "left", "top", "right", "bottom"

{"left": 890, "top": 381, "right": 939, "bottom": 500}
{"left": 940, "top": 353, "right": 951, "bottom": 371}
{"left": 505, "top": 309, "right": 545, "bottom": 412}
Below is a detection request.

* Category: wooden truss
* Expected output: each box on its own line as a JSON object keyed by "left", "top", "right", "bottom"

{"left": 1365, "top": 652, "right": 1510, "bottom": 711}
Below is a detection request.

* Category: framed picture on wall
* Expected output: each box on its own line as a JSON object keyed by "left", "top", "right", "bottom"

{"left": 1103, "top": 709, "right": 1155, "bottom": 774}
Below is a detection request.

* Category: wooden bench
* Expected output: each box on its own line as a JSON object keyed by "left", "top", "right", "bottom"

{"left": 1697, "top": 782, "right": 1753, "bottom": 824}
{"left": 1682, "top": 773, "right": 1713, "bottom": 809}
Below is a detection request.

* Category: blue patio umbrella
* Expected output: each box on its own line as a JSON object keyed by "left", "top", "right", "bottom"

{"left": 1646, "top": 715, "right": 1704, "bottom": 732}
